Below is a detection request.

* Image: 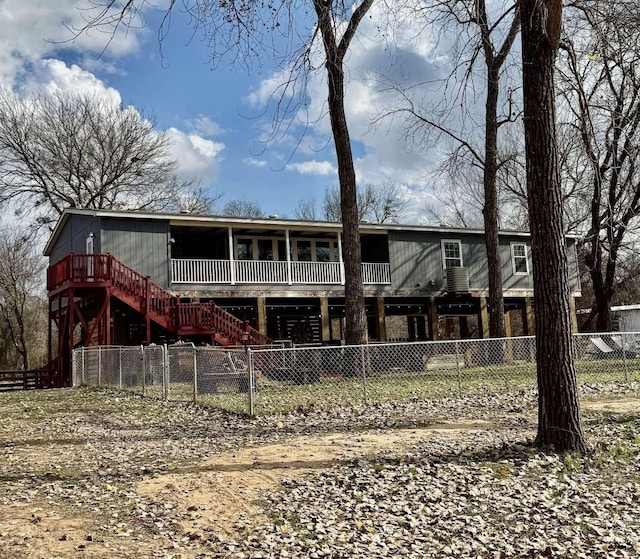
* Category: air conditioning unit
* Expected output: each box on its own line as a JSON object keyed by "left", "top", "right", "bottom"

{"left": 446, "top": 267, "right": 470, "bottom": 293}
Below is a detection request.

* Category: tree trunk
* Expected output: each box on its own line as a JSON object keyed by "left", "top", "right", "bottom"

{"left": 590, "top": 264, "right": 613, "bottom": 332}
{"left": 314, "top": 1, "right": 368, "bottom": 345}
{"left": 484, "top": 68, "right": 506, "bottom": 340}
{"left": 520, "top": 0, "right": 587, "bottom": 453}
{"left": 330, "top": 68, "right": 367, "bottom": 345}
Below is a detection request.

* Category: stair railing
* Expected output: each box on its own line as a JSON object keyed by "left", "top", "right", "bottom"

{"left": 48, "top": 253, "right": 273, "bottom": 346}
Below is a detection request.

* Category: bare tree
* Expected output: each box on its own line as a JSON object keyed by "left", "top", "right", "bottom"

{"left": 0, "top": 88, "right": 213, "bottom": 227}
{"left": 222, "top": 199, "right": 265, "bottom": 218}
{"left": 376, "top": 0, "right": 520, "bottom": 338}
{"left": 297, "top": 183, "right": 409, "bottom": 223}
{"left": 557, "top": 0, "right": 640, "bottom": 332}
{"left": 520, "top": 0, "right": 587, "bottom": 453}
{"left": 75, "top": 0, "right": 375, "bottom": 344}
{"left": 293, "top": 197, "right": 319, "bottom": 221}
{"left": 0, "top": 226, "right": 47, "bottom": 370}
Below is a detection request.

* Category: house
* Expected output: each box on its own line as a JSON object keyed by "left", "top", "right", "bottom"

{"left": 44, "top": 208, "right": 582, "bottom": 385}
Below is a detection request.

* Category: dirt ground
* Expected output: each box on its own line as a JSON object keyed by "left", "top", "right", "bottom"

{"left": 0, "top": 395, "right": 637, "bottom": 559}
{"left": 137, "top": 419, "right": 498, "bottom": 539}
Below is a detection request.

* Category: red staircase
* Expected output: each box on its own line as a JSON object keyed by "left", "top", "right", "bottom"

{"left": 47, "top": 253, "right": 272, "bottom": 347}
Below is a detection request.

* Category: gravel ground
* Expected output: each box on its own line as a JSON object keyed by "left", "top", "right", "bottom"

{"left": 0, "top": 383, "right": 638, "bottom": 558}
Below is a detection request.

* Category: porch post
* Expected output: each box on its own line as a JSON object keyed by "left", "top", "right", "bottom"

{"left": 523, "top": 297, "right": 535, "bottom": 336}
{"left": 427, "top": 296, "right": 439, "bottom": 341}
{"left": 228, "top": 227, "right": 236, "bottom": 285}
{"left": 320, "top": 297, "right": 330, "bottom": 342}
{"left": 504, "top": 310, "right": 514, "bottom": 362}
{"left": 375, "top": 296, "right": 387, "bottom": 341}
{"left": 257, "top": 296, "right": 268, "bottom": 336}
{"left": 337, "top": 232, "right": 345, "bottom": 285}
{"left": 479, "top": 297, "right": 490, "bottom": 339}
{"left": 568, "top": 295, "right": 578, "bottom": 333}
{"left": 285, "top": 229, "right": 292, "bottom": 285}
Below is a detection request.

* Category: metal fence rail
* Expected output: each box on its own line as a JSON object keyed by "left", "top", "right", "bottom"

{"left": 72, "top": 332, "right": 640, "bottom": 415}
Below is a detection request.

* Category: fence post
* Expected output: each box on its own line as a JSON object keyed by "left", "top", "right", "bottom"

{"left": 192, "top": 345, "right": 198, "bottom": 404}
{"left": 141, "top": 345, "right": 146, "bottom": 397}
{"left": 621, "top": 334, "right": 629, "bottom": 383}
{"left": 97, "top": 346, "right": 102, "bottom": 387}
{"left": 361, "top": 345, "right": 368, "bottom": 403}
{"left": 248, "top": 349, "right": 255, "bottom": 416}
{"left": 81, "top": 346, "right": 85, "bottom": 386}
{"left": 118, "top": 347, "right": 123, "bottom": 390}
{"left": 455, "top": 340, "right": 462, "bottom": 398}
{"left": 163, "top": 344, "right": 170, "bottom": 401}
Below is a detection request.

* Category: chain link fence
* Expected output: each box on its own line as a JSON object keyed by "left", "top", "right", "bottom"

{"left": 72, "top": 332, "right": 640, "bottom": 415}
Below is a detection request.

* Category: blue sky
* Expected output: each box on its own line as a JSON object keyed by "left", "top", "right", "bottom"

{"left": 0, "top": 1, "right": 458, "bottom": 222}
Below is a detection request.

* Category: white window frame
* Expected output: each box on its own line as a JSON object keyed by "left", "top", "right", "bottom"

{"left": 234, "top": 236, "right": 283, "bottom": 261}
{"left": 441, "top": 239, "right": 463, "bottom": 269}
{"left": 234, "top": 236, "right": 339, "bottom": 263}
{"left": 511, "top": 241, "right": 529, "bottom": 275}
{"left": 291, "top": 238, "right": 338, "bottom": 262}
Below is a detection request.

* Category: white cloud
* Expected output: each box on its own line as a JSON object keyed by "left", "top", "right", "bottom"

{"left": 243, "top": 3, "right": 448, "bottom": 215}
{"left": 245, "top": 158, "right": 268, "bottom": 168}
{"left": 0, "top": 0, "right": 145, "bottom": 87}
{"left": 0, "top": 2, "right": 225, "bottom": 191}
{"left": 287, "top": 160, "right": 337, "bottom": 176}
{"left": 20, "top": 59, "right": 122, "bottom": 104}
{"left": 166, "top": 128, "right": 225, "bottom": 184}
{"left": 190, "top": 115, "right": 225, "bottom": 137}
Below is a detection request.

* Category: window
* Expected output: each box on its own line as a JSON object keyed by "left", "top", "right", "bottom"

{"left": 277, "top": 240, "right": 289, "bottom": 261}
{"left": 296, "top": 240, "right": 312, "bottom": 261}
{"left": 236, "top": 239, "right": 253, "bottom": 260}
{"left": 258, "top": 239, "right": 273, "bottom": 261}
{"left": 511, "top": 242, "right": 529, "bottom": 275}
{"left": 442, "top": 240, "right": 463, "bottom": 268}
{"left": 316, "top": 241, "right": 331, "bottom": 262}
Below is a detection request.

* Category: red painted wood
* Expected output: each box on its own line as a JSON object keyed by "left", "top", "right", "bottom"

{"left": 47, "top": 253, "right": 272, "bottom": 366}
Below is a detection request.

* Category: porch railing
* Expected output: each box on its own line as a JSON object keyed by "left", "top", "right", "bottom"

{"left": 171, "top": 259, "right": 391, "bottom": 285}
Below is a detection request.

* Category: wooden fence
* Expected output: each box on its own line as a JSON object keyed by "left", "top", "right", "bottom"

{"left": 0, "top": 368, "right": 47, "bottom": 392}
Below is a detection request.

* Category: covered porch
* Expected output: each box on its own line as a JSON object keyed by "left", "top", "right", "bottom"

{"left": 168, "top": 222, "right": 391, "bottom": 286}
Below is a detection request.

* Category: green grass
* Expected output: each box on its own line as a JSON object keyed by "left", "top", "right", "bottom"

{"left": 89, "top": 356, "right": 640, "bottom": 416}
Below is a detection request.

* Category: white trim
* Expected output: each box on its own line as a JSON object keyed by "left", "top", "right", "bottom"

{"left": 510, "top": 241, "right": 530, "bottom": 275}
{"left": 228, "top": 227, "right": 236, "bottom": 285}
{"left": 43, "top": 207, "right": 536, "bottom": 256}
{"left": 441, "top": 239, "right": 463, "bottom": 269}
{"left": 285, "top": 229, "right": 292, "bottom": 285}
{"left": 338, "top": 232, "right": 345, "bottom": 285}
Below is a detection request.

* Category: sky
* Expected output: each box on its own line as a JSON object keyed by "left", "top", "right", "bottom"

{"left": 0, "top": 1, "right": 464, "bottom": 223}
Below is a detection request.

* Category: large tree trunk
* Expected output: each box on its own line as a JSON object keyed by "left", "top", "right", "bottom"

{"left": 484, "top": 68, "right": 506, "bottom": 340}
{"left": 314, "top": 0, "right": 370, "bottom": 345}
{"left": 520, "top": 0, "right": 587, "bottom": 453}
{"left": 329, "top": 65, "right": 367, "bottom": 345}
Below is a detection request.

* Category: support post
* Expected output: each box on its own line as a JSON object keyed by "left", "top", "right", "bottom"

{"left": 337, "top": 232, "right": 345, "bottom": 285}
{"left": 320, "top": 297, "right": 330, "bottom": 342}
{"left": 375, "top": 296, "right": 386, "bottom": 342}
{"left": 523, "top": 297, "right": 535, "bottom": 336}
{"left": 568, "top": 295, "right": 578, "bottom": 333}
{"left": 285, "top": 229, "right": 292, "bottom": 285}
{"left": 427, "top": 297, "right": 439, "bottom": 341}
{"left": 257, "top": 297, "right": 268, "bottom": 337}
{"left": 479, "top": 297, "right": 490, "bottom": 339}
